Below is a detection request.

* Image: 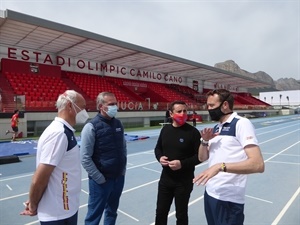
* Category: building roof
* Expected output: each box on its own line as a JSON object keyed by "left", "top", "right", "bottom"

{"left": 0, "top": 9, "right": 272, "bottom": 89}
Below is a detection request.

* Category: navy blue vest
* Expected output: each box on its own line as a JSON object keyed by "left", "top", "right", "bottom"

{"left": 90, "top": 114, "right": 127, "bottom": 178}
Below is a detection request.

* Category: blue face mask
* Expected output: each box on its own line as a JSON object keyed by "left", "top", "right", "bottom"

{"left": 105, "top": 105, "right": 118, "bottom": 118}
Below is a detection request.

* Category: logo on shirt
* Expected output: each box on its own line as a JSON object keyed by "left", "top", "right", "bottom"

{"left": 222, "top": 126, "right": 230, "bottom": 132}
{"left": 61, "top": 172, "right": 69, "bottom": 210}
{"left": 179, "top": 138, "right": 184, "bottom": 143}
{"left": 116, "top": 127, "right": 122, "bottom": 132}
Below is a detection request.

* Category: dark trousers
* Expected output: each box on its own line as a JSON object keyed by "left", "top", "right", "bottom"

{"left": 40, "top": 211, "right": 78, "bottom": 225}
{"left": 155, "top": 178, "right": 193, "bottom": 225}
{"left": 204, "top": 191, "right": 244, "bottom": 225}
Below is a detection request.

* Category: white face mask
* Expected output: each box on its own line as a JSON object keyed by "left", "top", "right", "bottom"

{"left": 72, "top": 103, "right": 89, "bottom": 124}
{"left": 105, "top": 105, "right": 118, "bottom": 118}
{"left": 75, "top": 109, "right": 89, "bottom": 124}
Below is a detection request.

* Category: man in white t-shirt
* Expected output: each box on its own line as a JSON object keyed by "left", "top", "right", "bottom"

{"left": 193, "top": 89, "right": 265, "bottom": 225}
{"left": 20, "top": 90, "right": 89, "bottom": 225}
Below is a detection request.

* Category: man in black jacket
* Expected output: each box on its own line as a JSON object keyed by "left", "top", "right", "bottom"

{"left": 154, "top": 100, "right": 201, "bottom": 225}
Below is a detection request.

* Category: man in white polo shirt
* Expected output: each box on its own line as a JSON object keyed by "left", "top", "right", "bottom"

{"left": 21, "top": 90, "right": 89, "bottom": 225}
{"left": 193, "top": 89, "right": 265, "bottom": 225}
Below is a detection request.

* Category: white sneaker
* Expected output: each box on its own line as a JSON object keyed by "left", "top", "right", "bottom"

{"left": 5, "top": 130, "right": 9, "bottom": 135}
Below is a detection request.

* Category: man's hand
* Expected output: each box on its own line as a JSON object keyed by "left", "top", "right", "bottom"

{"left": 160, "top": 156, "right": 169, "bottom": 166}
{"left": 168, "top": 160, "right": 181, "bottom": 171}
{"left": 193, "top": 163, "right": 220, "bottom": 185}
{"left": 20, "top": 200, "right": 37, "bottom": 216}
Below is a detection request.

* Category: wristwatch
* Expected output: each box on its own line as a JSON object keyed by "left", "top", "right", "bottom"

{"left": 200, "top": 138, "right": 209, "bottom": 146}
{"left": 220, "top": 162, "right": 227, "bottom": 172}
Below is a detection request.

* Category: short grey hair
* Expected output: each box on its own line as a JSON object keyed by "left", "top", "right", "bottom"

{"left": 56, "top": 90, "right": 78, "bottom": 112}
{"left": 96, "top": 92, "right": 115, "bottom": 110}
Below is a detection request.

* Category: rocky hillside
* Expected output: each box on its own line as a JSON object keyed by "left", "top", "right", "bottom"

{"left": 214, "top": 60, "right": 300, "bottom": 91}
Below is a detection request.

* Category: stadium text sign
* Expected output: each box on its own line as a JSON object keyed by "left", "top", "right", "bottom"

{"left": 6, "top": 47, "right": 183, "bottom": 84}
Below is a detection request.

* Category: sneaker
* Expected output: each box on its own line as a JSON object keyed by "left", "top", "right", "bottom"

{"left": 5, "top": 130, "right": 9, "bottom": 135}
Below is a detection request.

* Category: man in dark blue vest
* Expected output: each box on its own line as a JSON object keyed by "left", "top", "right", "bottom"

{"left": 80, "top": 92, "right": 127, "bottom": 225}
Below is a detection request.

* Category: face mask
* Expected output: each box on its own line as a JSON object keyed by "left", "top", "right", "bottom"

{"left": 208, "top": 104, "right": 225, "bottom": 121}
{"left": 172, "top": 113, "right": 188, "bottom": 126}
{"left": 75, "top": 109, "right": 89, "bottom": 124}
{"left": 72, "top": 103, "right": 89, "bottom": 124}
{"left": 105, "top": 105, "right": 118, "bottom": 118}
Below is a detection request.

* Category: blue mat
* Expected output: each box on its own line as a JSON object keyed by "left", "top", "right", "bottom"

{"left": 0, "top": 140, "right": 38, "bottom": 157}
{"left": 0, "top": 134, "right": 149, "bottom": 157}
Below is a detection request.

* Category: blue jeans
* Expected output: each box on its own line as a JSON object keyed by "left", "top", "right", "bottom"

{"left": 85, "top": 175, "right": 125, "bottom": 225}
{"left": 204, "top": 190, "right": 244, "bottom": 225}
{"left": 40, "top": 211, "right": 78, "bottom": 225}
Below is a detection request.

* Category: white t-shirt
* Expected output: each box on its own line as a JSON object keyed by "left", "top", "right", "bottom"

{"left": 36, "top": 117, "right": 81, "bottom": 221}
{"left": 206, "top": 112, "right": 258, "bottom": 204}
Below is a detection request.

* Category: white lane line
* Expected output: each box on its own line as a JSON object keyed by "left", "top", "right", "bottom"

{"left": 260, "top": 130, "right": 299, "bottom": 144}
{"left": 128, "top": 150, "right": 153, "bottom": 157}
{"left": 122, "top": 179, "right": 159, "bottom": 194}
{"left": 80, "top": 179, "right": 159, "bottom": 196}
{"left": 127, "top": 161, "right": 157, "bottom": 169}
{"left": 6, "top": 184, "right": 12, "bottom": 190}
{"left": 143, "top": 167, "right": 161, "bottom": 173}
{"left": 0, "top": 173, "right": 33, "bottom": 182}
{"left": 246, "top": 195, "right": 273, "bottom": 203}
{"left": 24, "top": 221, "right": 39, "bottom": 225}
{"left": 257, "top": 124, "right": 299, "bottom": 135}
{"left": 81, "top": 189, "right": 88, "bottom": 195}
{"left": 265, "top": 141, "right": 300, "bottom": 162}
{"left": 268, "top": 161, "right": 300, "bottom": 165}
{"left": 271, "top": 186, "right": 300, "bottom": 225}
{"left": 0, "top": 192, "right": 28, "bottom": 201}
{"left": 118, "top": 209, "right": 139, "bottom": 222}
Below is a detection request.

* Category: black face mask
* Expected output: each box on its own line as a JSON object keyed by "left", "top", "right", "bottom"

{"left": 208, "top": 100, "right": 233, "bottom": 121}
{"left": 208, "top": 104, "right": 225, "bottom": 121}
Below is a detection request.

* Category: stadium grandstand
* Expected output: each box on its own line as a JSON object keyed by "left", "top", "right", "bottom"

{"left": 0, "top": 9, "right": 279, "bottom": 138}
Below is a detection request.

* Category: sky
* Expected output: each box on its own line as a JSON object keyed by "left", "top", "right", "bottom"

{"left": 0, "top": 0, "right": 299, "bottom": 81}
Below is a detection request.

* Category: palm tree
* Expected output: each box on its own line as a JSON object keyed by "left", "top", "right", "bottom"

{"left": 279, "top": 94, "right": 282, "bottom": 105}
{"left": 271, "top": 96, "right": 273, "bottom": 104}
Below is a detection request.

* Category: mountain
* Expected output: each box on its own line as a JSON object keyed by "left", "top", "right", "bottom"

{"left": 214, "top": 60, "right": 300, "bottom": 91}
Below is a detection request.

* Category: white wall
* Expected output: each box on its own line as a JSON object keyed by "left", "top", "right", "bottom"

{"left": 259, "top": 90, "right": 300, "bottom": 106}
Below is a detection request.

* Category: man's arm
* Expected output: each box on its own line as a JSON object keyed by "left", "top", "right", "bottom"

{"left": 80, "top": 123, "right": 106, "bottom": 184}
{"left": 20, "top": 164, "right": 55, "bottom": 216}
{"left": 180, "top": 129, "right": 201, "bottom": 168}
{"left": 154, "top": 129, "right": 169, "bottom": 167}
{"left": 198, "top": 127, "right": 218, "bottom": 162}
{"left": 225, "top": 144, "right": 265, "bottom": 174}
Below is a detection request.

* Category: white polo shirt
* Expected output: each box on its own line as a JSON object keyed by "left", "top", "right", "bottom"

{"left": 36, "top": 117, "right": 81, "bottom": 221}
{"left": 206, "top": 112, "right": 258, "bottom": 204}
